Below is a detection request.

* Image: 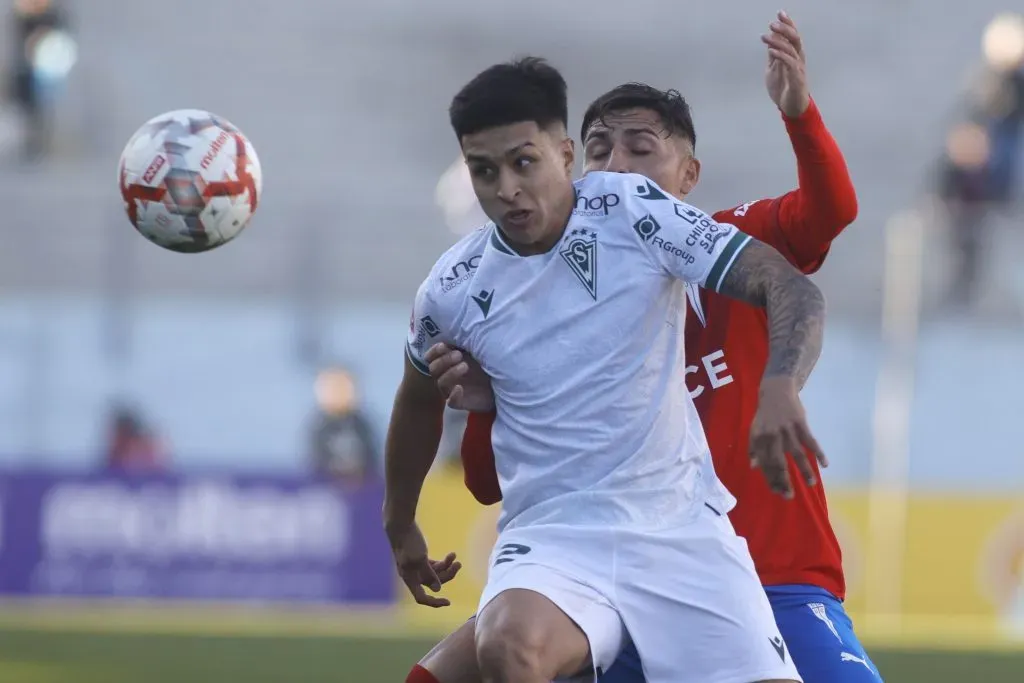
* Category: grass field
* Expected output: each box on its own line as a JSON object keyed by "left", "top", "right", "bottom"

{"left": 0, "top": 603, "right": 1021, "bottom": 682}
{"left": 0, "top": 629, "right": 1022, "bottom": 683}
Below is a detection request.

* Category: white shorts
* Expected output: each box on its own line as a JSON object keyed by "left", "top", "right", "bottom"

{"left": 478, "top": 503, "right": 802, "bottom": 683}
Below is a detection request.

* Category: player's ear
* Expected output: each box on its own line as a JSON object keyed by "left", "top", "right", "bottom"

{"left": 561, "top": 136, "right": 575, "bottom": 175}
{"left": 680, "top": 156, "right": 701, "bottom": 196}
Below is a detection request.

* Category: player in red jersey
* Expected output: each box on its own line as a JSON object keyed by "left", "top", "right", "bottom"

{"left": 406, "top": 12, "right": 879, "bottom": 683}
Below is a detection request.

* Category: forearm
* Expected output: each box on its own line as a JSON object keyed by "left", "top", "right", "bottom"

{"left": 382, "top": 387, "right": 444, "bottom": 531}
{"left": 762, "top": 269, "right": 825, "bottom": 388}
{"left": 461, "top": 411, "right": 502, "bottom": 506}
{"left": 782, "top": 99, "right": 858, "bottom": 228}
{"left": 718, "top": 241, "right": 825, "bottom": 388}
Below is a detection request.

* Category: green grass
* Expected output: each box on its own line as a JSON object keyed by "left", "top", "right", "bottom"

{"left": 0, "top": 629, "right": 1021, "bottom": 683}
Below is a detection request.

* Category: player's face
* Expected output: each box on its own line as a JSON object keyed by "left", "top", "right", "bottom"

{"left": 582, "top": 108, "right": 700, "bottom": 201}
{"left": 461, "top": 121, "right": 575, "bottom": 254}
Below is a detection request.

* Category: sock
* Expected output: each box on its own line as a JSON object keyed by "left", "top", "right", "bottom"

{"left": 406, "top": 664, "right": 442, "bottom": 683}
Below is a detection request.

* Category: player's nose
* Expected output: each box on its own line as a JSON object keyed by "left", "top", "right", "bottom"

{"left": 605, "top": 147, "right": 632, "bottom": 174}
{"left": 495, "top": 169, "right": 521, "bottom": 202}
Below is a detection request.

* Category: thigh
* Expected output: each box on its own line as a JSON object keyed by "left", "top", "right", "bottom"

{"left": 478, "top": 526, "right": 625, "bottom": 679}
{"left": 771, "top": 595, "right": 883, "bottom": 683}
{"left": 478, "top": 585, "right": 619, "bottom": 680}
{"left": 615, "top": 508, "right": 800, "bottom": 683}
{"left": 420, "top": 617, "right": 481, "bottom": 683}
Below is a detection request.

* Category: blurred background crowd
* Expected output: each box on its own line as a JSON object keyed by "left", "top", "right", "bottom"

{"left": 0, "top": 1, "right": 1021, "bottom": 681}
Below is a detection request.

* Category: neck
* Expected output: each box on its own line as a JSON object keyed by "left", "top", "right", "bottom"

{"left": 500, "top": 188, "right": 575, "bottom": 256}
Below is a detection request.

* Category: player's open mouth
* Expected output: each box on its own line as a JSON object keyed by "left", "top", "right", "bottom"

{"left": 504, "top": 209, "right": 531, "bottom": 227}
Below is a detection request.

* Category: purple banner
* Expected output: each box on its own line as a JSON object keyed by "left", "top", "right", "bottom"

{"left": 0, "top": 470, "right": 393, "bottom": 604}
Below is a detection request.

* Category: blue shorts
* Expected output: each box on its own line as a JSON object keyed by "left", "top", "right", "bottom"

{"left": 599, "top": 584, "right": 883, "bottom": 682}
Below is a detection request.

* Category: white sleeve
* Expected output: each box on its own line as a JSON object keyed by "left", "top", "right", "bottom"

{"left": 629, "top": 178, "right": 752, "bottom": 291}
{"left": 404, "top": 280, "right": 444, "bottom": 376}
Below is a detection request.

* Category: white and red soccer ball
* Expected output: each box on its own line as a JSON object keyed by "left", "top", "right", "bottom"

{"left": 118, "top": 109, "right": 262, "bottom": 253}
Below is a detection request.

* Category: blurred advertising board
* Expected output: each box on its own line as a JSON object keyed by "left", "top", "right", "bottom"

{"left": 0, "top": 470, "right": 393, "bottom": 604}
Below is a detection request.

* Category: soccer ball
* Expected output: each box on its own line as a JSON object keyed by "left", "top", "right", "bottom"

{"left": 118, "top": 108, "right": 262, "bottom": 253}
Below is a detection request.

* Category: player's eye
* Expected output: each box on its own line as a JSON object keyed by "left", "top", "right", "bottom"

{"left": 469, "top": 165, "right": 495, "bottom": 180}
{"left": 513, "top": 156, "right": 534, "bottom": 170}
{"left": 586, "top": 147, "right": 609, "bottom": 160}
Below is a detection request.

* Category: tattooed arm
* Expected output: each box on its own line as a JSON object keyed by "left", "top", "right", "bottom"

{"left": 715, "top": 238, "right": 828, "bottom": 498}
{"left": 717, "top": 239, "right": 826, "bottom": 389}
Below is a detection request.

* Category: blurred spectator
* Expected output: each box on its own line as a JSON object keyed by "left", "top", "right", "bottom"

{"left": 976, "top": 14, "right": 1023, "bottom": 203}
{"left": 104, "top": 405, "right": 168, "bottom": 473}
{"left": 7, "top": 0, "right": 73, "bottom": 160}
{"left": 935, "top": 121, "right": 996, "bottom": 307}
{"left": 309, "top": 366, "right": 378, "bottom": 484}
{"left": 935, "top": 14, "right": 1024, "bottom": 309}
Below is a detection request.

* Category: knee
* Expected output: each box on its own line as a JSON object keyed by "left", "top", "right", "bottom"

{"left": 476, "top": 618, "right": 546, "bottom": 681}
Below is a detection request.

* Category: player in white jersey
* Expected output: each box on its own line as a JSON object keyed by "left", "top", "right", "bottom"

{"left": 384, "top": 57, "right": 826, "bottom": 683}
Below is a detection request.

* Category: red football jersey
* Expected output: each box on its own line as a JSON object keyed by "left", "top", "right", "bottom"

{"left": 458, "top": 99, "right": 857, "bottom": 598}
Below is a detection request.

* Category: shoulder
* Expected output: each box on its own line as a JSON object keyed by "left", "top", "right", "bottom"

{"left": 712, "top": 198, "right": 776, "bottom": 238}
{"left": 579, "top": 171, "right": 718, "bottom": 222}
{"left": 574, "top": 171, "right": 675, "bottom": 208}
{"left": 573, "top": 172, "right": 681, "bottom": 236}
{"left": 417, "top": 225, "right": 492, "bottom": 305}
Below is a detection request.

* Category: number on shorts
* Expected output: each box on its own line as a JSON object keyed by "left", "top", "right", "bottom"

{"left": 494, "top": 543, "right": 531, "bottom": 565}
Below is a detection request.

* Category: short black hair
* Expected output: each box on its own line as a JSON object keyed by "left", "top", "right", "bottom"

{"left": 580, "top": 83, "right": 696, "bottom": 149}
{"left": 449, "top": 56, "right": 569, "bottom": 139}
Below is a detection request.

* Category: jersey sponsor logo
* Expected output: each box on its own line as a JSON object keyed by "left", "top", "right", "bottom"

{"left": 471, "top": 288, "right": 494, "bottom": 317}
{"left": 438, "top": 254, "right": 482, "bottom": 293}
{"left": 770, "top": 635, "right": 787, "bottom": 662}
{"left": 560, "top": 228, "right": 598, "bottom": 300}
{"left": 634, "top": 179, "right": 670, "bottom": 201}
{"left": 840, "top": 652, "right": 873, "bottom": 672}
{"left": 634, "top": 214, "right": 698, "bottom": 267}
{"left": 410, "top": 315, "right": 441, "bottom": 351}
{"left": 685, "top": 349, "right": 733, "bottom": 398}
{"left": 573, "top": 189, "right": 620, "bottom": 217}
{"left": 733, "top": 199, "right": 761, "bottom": 217}
{"left": 633, "top": 213, "right": 662, "bottom": 241}
{"left": 494, "top": 542, "right": 532, "bottom": 565}
{"left": 674, "top": 204, "right": 732, "bottom": 255}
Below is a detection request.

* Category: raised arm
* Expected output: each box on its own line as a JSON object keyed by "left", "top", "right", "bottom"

{"left": 750, "top": 11, "right": 857, "bottom": 271}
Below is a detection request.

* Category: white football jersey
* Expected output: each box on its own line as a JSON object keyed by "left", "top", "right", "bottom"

{"left": 407, "top": 172, "right": 752, "bottom": 532}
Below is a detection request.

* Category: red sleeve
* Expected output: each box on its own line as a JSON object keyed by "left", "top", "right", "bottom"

{"left": 460, "top": 411, "right": 502, "bottom": 505}
{"left": 727, "top": 98, "right": 858, "bottom": 274}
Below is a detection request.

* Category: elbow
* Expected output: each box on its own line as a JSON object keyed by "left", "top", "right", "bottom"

{"left": 837, "top": 186, "right": 859, "bottom": 226}
{"left": 801, "top": 273, "right": 827, "bottom": 312}
{"left": 827, "top": 179, "right": 859, "bottom": 227}
{"left": 776, "top": 270, "right": 826, "bottom": 318}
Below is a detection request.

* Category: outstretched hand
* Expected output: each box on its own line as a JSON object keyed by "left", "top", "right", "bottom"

{"left": 763, "top": 10, "right": 810, "bottom": 118}
{"left": 387, "top": 522, "right": 461, "bottom": 608}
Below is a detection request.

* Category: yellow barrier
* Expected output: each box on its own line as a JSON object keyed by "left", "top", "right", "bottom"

{"left": 401, "top": 467, "right": 499, "bottom": 630}
{"left": 408, "top": 471, "right": 1024, "bottom": 648}
{"left": 829, "top": 491, "right": 1024, "bottom": 644}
